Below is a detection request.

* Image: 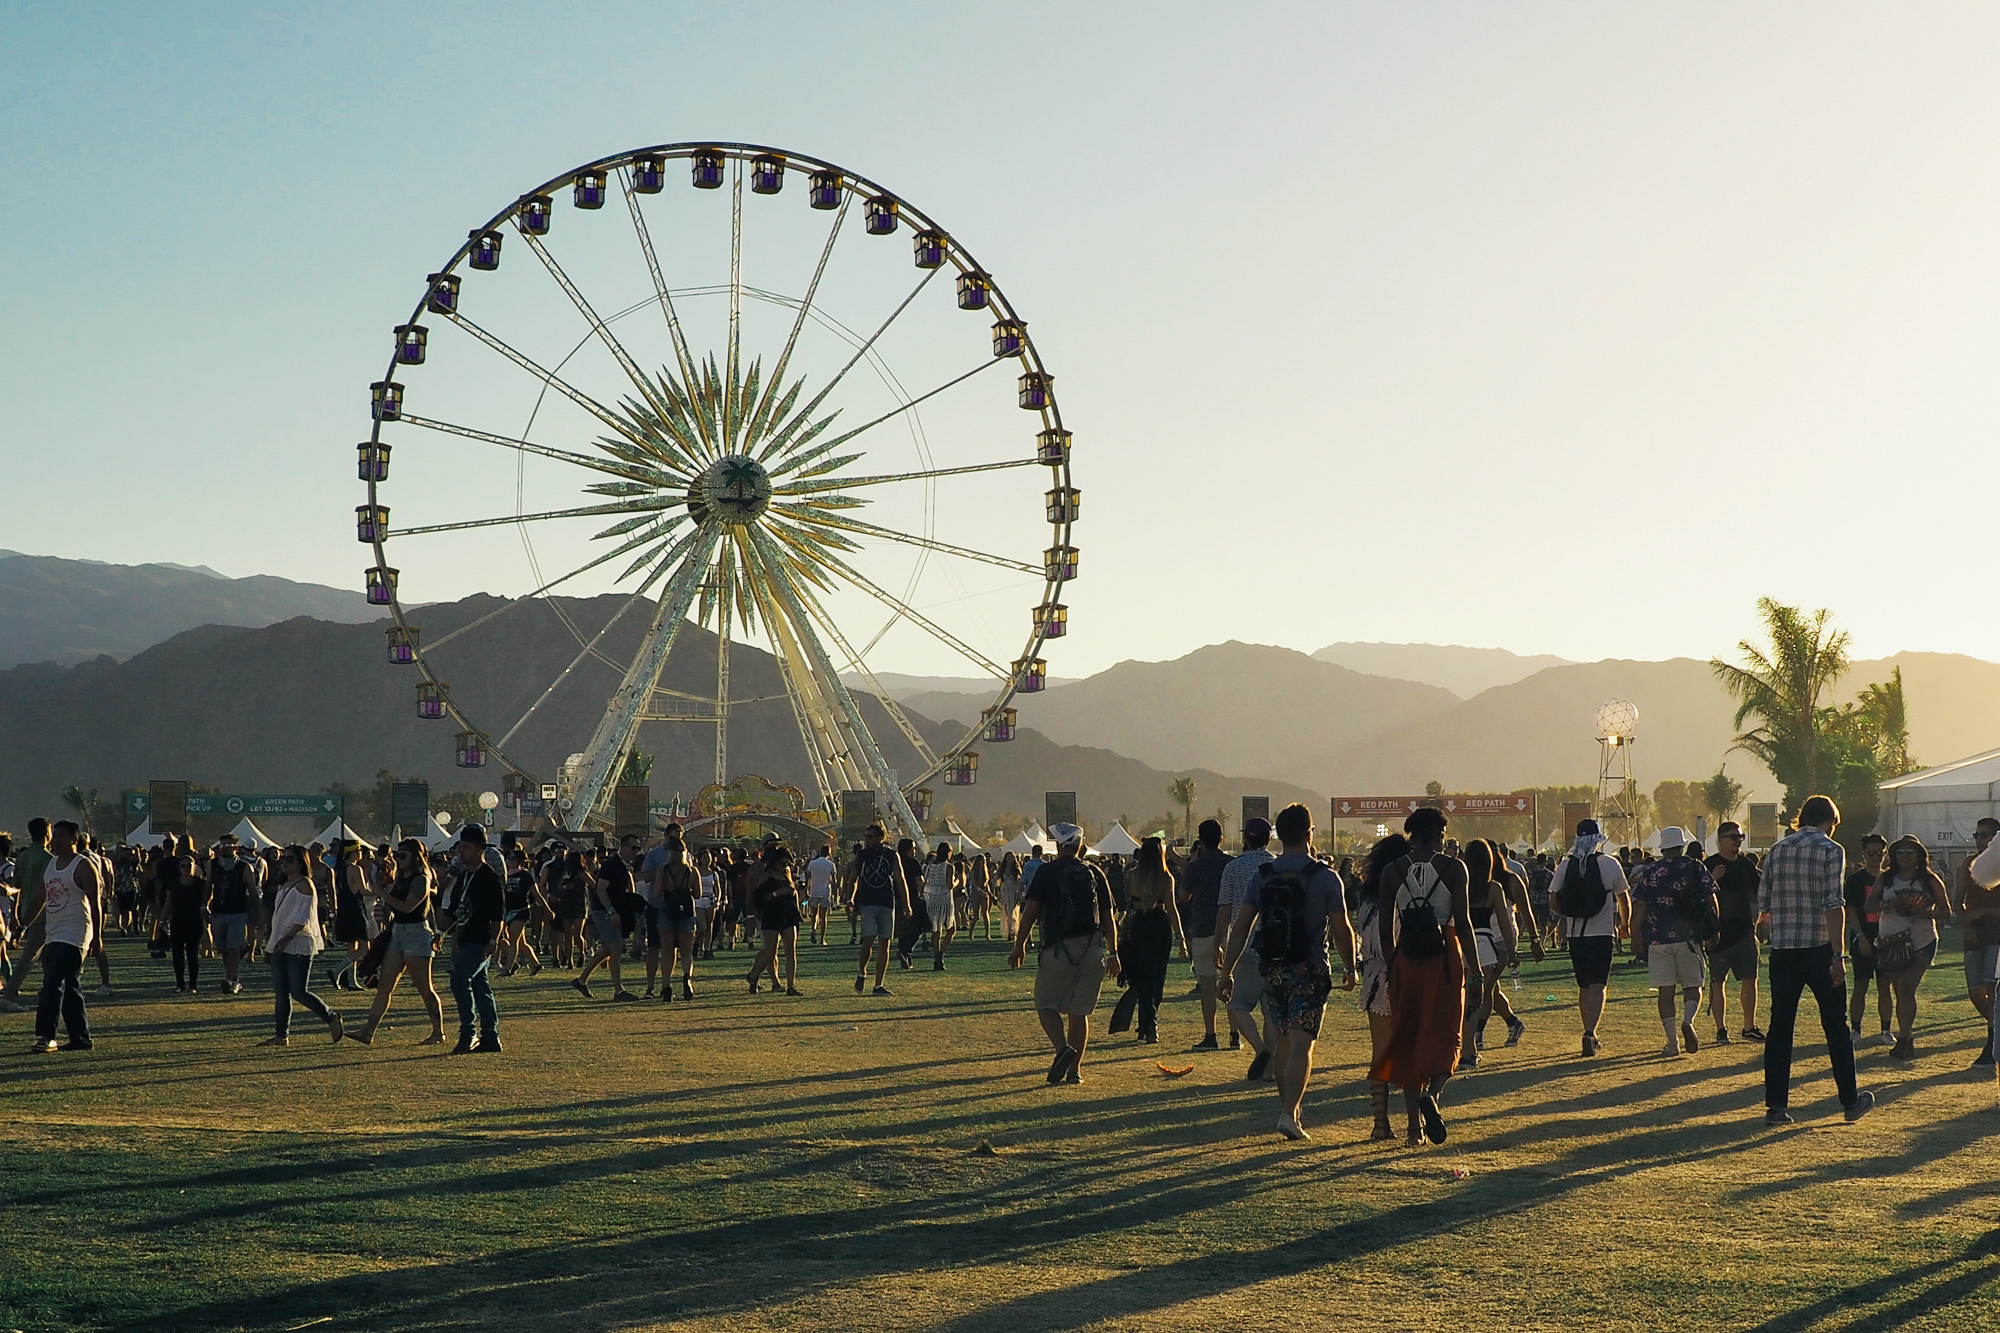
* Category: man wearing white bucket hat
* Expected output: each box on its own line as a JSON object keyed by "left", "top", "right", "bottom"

{"left": 1008, "top": 823, "right": 1120, "bottom": 1085}
{"left": 1629, "top": 827, "right": 1719, "bottom": 1057}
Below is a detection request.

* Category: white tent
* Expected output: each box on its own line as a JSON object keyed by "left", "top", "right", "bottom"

{"left": 421, "top": 814, "right": 457, "bottom": 852}
{"left": 125, "top": 817, "right": 167, "bottom": 848}
{"left": 311, "top": 817, "right": 366, "bottom": 848}
{"left": 999, "top": 824, "right": 1049, "bottom": 857}
{"left": 230, "top": 818, "right": 279, "bottom": 850}
{"left": 1879, "top": 747, "right": 2000, "bottom": 861}
{"left": 942, "top": 821, "right": 983, "bottom": 854}
{"left": 1094, "top": 823, "right": 1141, "bottom": 857}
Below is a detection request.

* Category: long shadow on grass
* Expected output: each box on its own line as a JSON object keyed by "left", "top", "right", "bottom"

{"left": 97, "top": 1101, "right": 1783, "bottom": 1333}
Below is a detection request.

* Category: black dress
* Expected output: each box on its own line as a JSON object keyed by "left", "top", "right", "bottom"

{"left": 756, "top": 872, "right": 802, "bottom": 933}
{"left": 332, "top": 866, "right": 371, "bottom": 945}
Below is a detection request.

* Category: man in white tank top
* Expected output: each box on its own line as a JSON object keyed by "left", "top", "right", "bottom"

{"left": 30, "top": 819, "right": 100, "bottom": 1053}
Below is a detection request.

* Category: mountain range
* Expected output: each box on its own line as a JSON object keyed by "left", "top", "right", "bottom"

{"left": 0, "top": 594, "right": 1321, "bottom": 836}
{"left": 0, "top": 551, "right": 379, "bottom": 667}
{"left": 7, "top": 552, "right": 2000, "bottom": 838}
{"left": 1311, "top": 641, "right": 1574, "bottom": 698}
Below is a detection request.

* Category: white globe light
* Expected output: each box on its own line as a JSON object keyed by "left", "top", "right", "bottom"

{"left": 435, "top": 810, "right": 454, "bottom": 827}
{"left": 478, "top": 791, "right": 499, "bottom": 812}
{"left": 1596, "top": 698, "right": 1640, "bottom": 740}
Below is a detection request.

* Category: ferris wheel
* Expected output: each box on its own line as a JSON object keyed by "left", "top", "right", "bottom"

{"left": 356, "top": 142, "right": 1076, "bottom": 838}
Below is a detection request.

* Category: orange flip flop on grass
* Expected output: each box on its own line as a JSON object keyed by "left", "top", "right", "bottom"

{"left": 1157, "top": 1062, "right": 1195, "bottom": 1078}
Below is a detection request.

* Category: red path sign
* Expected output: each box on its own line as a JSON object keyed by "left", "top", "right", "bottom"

{"left": 1331, "top": 793, "right": 1536, "bottom": 819}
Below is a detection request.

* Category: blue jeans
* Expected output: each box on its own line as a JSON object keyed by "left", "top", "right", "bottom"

{"left": 449, "top": 941, "right": 498, "bottom": 1040}
{"left": 35, "top": 942, "right": 89, "bottom": 1044}
{"left": 271, "top": 952, "right": 334, "bottom": 1039}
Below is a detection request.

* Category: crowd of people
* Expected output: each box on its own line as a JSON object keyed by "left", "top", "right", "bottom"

{"left": 1, "top": 790, "right": 1991, "bottom": 1143}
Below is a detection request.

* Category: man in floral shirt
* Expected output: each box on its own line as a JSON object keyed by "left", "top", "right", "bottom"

{"left": 1629, "top": 828, "right": 1718, "bottom": 1058}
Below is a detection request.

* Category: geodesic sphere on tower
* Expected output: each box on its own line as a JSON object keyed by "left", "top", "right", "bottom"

{"left": 1596, "top": 698, "right": 1640, "bottom": 740}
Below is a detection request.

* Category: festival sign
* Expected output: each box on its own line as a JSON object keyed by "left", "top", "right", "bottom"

{"left": 1242, "top": 796, "right": 1270, "bottom": 828}
{"left": 128, "top": 791, "right": 343, "bottom": 819}
{"left": 1045, "top": 791, "right": 1077, "bottom": 829}
{"left": 1331, "top": 793, "right": 1536, "bottom": 819}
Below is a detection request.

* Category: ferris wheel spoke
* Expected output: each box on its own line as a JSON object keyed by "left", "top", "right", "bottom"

{"left": 770, "top": 358, "right": 1008, "bottom": 479}
{"left": 791, "top": 591, "right": 941, "bottom": 771}
{"left": 737, "top": 542, "right": 844, "bottom": 806}
{"left": 493, "top": 588, "right": 654, "bottom": 749}
{"left": 810, "top": 549, "right": 1011, "bottom": 680}
{"left": 776, "top": 456, "right": 1038, "bottom": 496}
{"left": 754, "top": 265, "right": 944, "bottom": 460}
{"left": 518, "top": 231, "right": 684, "bottom": 448}
{"left": 395, "top": 413, "right": 680, "bottom": 489}
{"left": 725, "top": 159, "right": 744, "bottom": 451}
{"left": 419, "top": 515, "right": 687, "bottom": 656}
{"left": 778, "top": 510, "right": 1039, "bottom": 575}
{"left": 447, "top": 312, "right": 673, "bottom": 466}
{"left": 747, "top": 528, "right": 927, "bottom": 836}
{"left": 567, "top": 527, "right": 723, "bottom": 823}
{"left": 390, "top": 497, "right": 678, "bottom": 539}
{"left": 620, "top": 166, "right": 711, "bottom": 459}
{"left": 746, "top": 193, "right": 852, "bottom": 447}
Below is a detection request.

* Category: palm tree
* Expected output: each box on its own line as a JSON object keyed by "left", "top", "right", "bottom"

{"left": 60, "top": 784, "right": 98, "bottom": 838}
{"left": 1710, "top": 598, "right": 1850, "bottom": 809}
{"left": 1701, "top": 768, "right": 1746, "bottom": 829}
{"left": 1168, "top": 777, "right": 1198, "bottom": 843}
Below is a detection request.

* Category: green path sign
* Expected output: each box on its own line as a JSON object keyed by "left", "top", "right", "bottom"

{"left": 126, "top": 793, "right": 343, "bottom": 818}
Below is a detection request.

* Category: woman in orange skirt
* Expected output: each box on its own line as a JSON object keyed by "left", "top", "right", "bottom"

{"left": 1371, "top": 806, "right": 1478, "bottom": 1146}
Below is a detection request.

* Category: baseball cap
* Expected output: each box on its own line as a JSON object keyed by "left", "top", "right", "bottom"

{"left": 1575, "top": 818, "right": 1601, "bottom": 838}
{"left": 1050, "top": 822, "right": 1085, "bottom": 847}
{"left": 1243, "top": 817, "right": 1273, "bottom": 842}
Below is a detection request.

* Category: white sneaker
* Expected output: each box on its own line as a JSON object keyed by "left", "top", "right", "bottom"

{"left": 1871, "top": 1031, "right": 1895, "bottom": 1047}
{"left": 1276, "top": 1115, "right": 1310, "bottom": 1141}
{"left": 94, "top": 985, "right": 114, "bottom": 998}
{"left": 1661, "top": 1036, "right": 1681, "bottom": 1058}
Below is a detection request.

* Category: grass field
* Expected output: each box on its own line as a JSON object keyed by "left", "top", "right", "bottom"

{"left": 2, "top": 928, "right": 1998, "bottom": 1333}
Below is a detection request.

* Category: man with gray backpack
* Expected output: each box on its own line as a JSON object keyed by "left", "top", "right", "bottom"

{"left": 1548, "top": 818, "right": 1632, "bottom": 1057}
{"left": 1216, "top": 803, "right": 1358, "bottom": 1140}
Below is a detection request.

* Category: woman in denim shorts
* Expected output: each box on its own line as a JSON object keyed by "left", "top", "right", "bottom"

{"left": 353, "top": 839, "right": 444, "bottom": 1046}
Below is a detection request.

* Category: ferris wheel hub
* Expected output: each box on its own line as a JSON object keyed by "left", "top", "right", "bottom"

{"left": 686, "top": 454, "right": 774, "bottom": 526}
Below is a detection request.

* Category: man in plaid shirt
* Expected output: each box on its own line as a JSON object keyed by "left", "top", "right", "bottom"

{"left": 1760, "top": 795, "right": 1874, "bottom": 1125}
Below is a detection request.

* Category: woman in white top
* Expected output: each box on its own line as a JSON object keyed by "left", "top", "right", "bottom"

{"left": 1866, "top": 835, "right": 1954, "bottom": 1061}
{"left": 922, "top": 843, "right": 961, "bottom": 971}
{"left": 998, "top": 852, "right": 1023, "bottom": 944}
{"left": 694, "top": 849, "right": 719, "bottom": 961}
{"left": 263, "top": 844, "right": 345, "bottom": 1047}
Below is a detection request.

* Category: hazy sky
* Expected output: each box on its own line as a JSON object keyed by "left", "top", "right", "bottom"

{"left": 8, "top": 2, "right": 2000, "bottom": 679}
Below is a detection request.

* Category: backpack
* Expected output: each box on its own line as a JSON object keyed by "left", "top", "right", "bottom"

{"left": 1674, "top": 865, "right": 1720, "bottom": 941}
{"left": 1040, "top": 859, "right": 1102, "bottom": 946}
{"left": 211, "top": 859, "right": 249, "bottom": 914}
{"left": 1255, "top": 862, "right": 1316, "bottom": 966}
{"left": 1396, "top": 859, "right": 1447, "bottom": 959}
{"left": 659, "top": 864, "right": 695, "bottom": 918}
{"left": 1556, "top": 853, "right": 1609, "bottom": 921}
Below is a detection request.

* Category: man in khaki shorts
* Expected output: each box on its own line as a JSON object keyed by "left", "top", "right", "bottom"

{"left": 1629, "top": 827, "right": 1719, "bottom": 1058}
{"left": 1008, "top": 824, "right": 1119, "bottom": 1085}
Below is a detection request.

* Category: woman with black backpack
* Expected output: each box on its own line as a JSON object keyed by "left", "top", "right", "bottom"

{"left": 1371, "top": 806, "right": 1478, "bottom": 1147}
{"left": 1119, "top": 837, "right": 1187, "bottom": 1044}
{"left": 654, "top": 838, "right": 700, "bottom": 1002}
